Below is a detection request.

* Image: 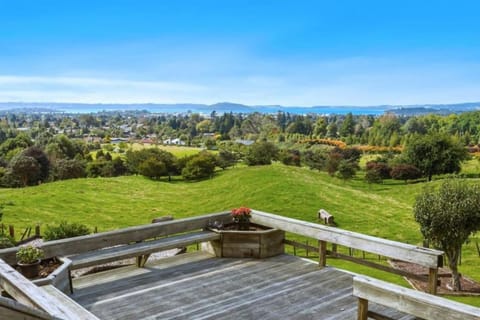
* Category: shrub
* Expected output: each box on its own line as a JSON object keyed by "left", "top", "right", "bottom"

{"left": 51, "top": 159, "right": 86, "bottom": 181}
{"left": 0, "top": 235, "right": 15, "bottom": 249}
{"left": 182, "top": 152, "right": 217, "bottom": 180}
{"left": 391, "top": 164, "right": 422, "bottom": 183}
{"left": 244, "top": 141, "right": 278, "bottom": 166}
{"left": 365, "top": 169, "right": 383, "bottom": 184}
{"left": 279, "top": 149, "right": 301, "bottom": 166}
{"left": 43, "top": 221, "right": 91, "bottom": 241}
{"left": 366, "top": 161, "right": 391, "bottom": 179}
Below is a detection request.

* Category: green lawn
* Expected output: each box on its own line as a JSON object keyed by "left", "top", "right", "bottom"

{"left": 1, "top": 164, "right": 479, "bottom": 306}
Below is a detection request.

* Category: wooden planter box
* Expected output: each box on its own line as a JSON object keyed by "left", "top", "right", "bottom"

{"left": 33, "top": 257, "right": 72, "bottom": 294}
{"left": 204, "top": 224, "right": 284, "bottom": 258}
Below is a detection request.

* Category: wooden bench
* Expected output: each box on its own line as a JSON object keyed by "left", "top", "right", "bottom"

{"left": 318, "top": 209, "right": 335, "bottom": 225}
{"left": 69, "top": 230, "right": 220, "bottom": 270}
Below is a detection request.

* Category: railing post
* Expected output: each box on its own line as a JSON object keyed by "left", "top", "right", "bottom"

{"left": 357, "top": 297, "right": 368, "bottom": 320}
{"left": 9, "top": 225, "right": 14, "bottom": 238}
{"left": 428, "top": 267, "right": 438, "bottom": 295}
{"left": 318, "top": 240, "right": 327, "bottom": 268}
{"left": 35, "top": 225, "right": 40, "bottom": 237}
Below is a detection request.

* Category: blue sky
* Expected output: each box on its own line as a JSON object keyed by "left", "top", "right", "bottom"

{"left": 1, "top": 0, "right": 479, "bottom": 106}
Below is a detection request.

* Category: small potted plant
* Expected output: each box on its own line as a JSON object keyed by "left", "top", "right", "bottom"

{"left": 16, "top": 245, "right": 44, "bottom": 279}
{"left": 231, "top": 207, "right": 252, "bottom": 230}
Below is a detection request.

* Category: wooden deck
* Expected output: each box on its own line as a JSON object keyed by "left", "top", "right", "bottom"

{"left": 71, "top": 252, "right": 414, "bottom": 320}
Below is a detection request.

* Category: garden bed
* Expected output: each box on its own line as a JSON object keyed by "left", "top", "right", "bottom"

{"left": 390, "top": 259, "right": 480, "bottom": 296}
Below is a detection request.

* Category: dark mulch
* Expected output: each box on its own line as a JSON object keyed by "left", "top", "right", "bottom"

{"left": 38, "top": 257, "right": 63, "bottom": 278}
{"left": 390, "top": 259, "right": 480, "bottom": 295}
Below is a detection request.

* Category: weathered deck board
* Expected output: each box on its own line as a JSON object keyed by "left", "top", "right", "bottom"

{"left": 72, "top": 252, "right": 414, "bottom": 320}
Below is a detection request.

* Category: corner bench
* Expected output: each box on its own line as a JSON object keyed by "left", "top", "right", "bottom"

{"left": 69, "top": 230, "right": 220, "bottom": 270}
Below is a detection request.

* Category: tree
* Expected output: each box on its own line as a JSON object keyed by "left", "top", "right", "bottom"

{"left": 403, "top": 134, "right": 468, "bottom": 181}
{"left": 216, "top": 150, "right": 236, "bottom": 170}
{"left": 182, "top": 152, "right": 217, "bottom": 180}
{"left": 339, "top": 112, "right": 355, "bottom": 137}
{"left": 414, "top": 179, "right": 480, "bottom": 291}
{"left": 51, "top": 159, "right": 86, "bottom": 180}
{"left": 9, "top": 154, "right": 40, "bottom": 186}
{"left": 126, "top": 148, "right": 177, "bottom": 180}
{"left": 336, "top": 160, "right": 357, "bottom": 181}
{"left": 244, "top": 141, "right": 278, "bottom": 166}
{"left": 302, "top": 149, "right": 327, "bottom": 171}
{"left": 21, "top": 146, "right": 50, "bottom": 183}
{"left": 390, "top": 164, "right": 422, "bottom": 183}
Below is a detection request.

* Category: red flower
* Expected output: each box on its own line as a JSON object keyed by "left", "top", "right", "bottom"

{"left": 231, "top": 207, "right": 252, "bottom": 219}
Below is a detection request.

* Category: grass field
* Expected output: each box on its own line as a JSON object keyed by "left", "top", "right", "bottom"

{"left": 1, "top": 164, "right": 479, "bottom": 306}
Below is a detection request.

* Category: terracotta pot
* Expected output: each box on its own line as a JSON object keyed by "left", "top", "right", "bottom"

{"left": 17, "top": 260, "right": 41, "bottom": 279}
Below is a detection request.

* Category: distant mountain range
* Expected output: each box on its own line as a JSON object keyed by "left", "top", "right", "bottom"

{"left": 0, "top": 101, "right": 479, "bottom": 116}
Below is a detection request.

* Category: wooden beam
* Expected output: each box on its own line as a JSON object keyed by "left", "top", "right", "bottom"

{"left": 0, "top": 211, "right": 232, "bottom": 265}
{"left": 353, "top": 276, "right": 480, "bottom": 320}
{"left": 252, "top": 210, "right": 444, "bottom": 269}
{"left": 318, "top": 240, "right": 327, "bottom": 268}
{"left": 357, "top": 297, "right": 368, "bottom": 320}
{"left": 0, "top": 296, "right": 55, "bottom": 320}
{"left": 428, "top": 267, "right": 438, "bottom": 295}
{"left": 0, "top": 260, "right": 75, "bottom": 319}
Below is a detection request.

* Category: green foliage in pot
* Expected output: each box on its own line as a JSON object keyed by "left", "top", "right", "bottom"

{"left": 16, "top": 245, "right": 44, "bottom": 265}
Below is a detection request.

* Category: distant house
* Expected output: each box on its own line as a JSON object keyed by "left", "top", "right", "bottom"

{"left": 235, "top": 139, "right": 255, "bottom": 146}
{"left": 163, "top": 138, "right": 186, "bottom": 145}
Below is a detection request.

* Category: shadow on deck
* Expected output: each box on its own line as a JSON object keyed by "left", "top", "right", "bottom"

{"left": 71, "top": 252, "right": 411, "bottom": 320}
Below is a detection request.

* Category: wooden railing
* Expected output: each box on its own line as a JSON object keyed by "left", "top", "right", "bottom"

{"left": 251, "top": 209, "right": 444, "bottom": 294}
{"left": 0, "top": 259, "right": 98, "bottom": 319}
{"left": 0, "top": 212, "right": 232, "bottom": 319}
{"left": 353, "top": 276, "right": 480, "bottom": 320}
{"left": 0, "top": 211, "right": 232, "bottom": 265}
{"left": 0, "top": 211, "right": 475, "bottom": 319}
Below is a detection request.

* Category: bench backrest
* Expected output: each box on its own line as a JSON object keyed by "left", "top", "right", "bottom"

{"left": 0, "top": 211, "right": 231, "bottom": 265}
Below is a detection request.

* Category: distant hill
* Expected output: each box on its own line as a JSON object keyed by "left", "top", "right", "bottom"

{"left": 0, "top": 101, "right": 479, "bottom": 115}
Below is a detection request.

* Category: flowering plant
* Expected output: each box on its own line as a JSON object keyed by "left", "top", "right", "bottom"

{"left": 231, "top": 207, "right": 252, "bottom": 223}
{"left": 16, "top": 245, "right": 44, "bottom": 265}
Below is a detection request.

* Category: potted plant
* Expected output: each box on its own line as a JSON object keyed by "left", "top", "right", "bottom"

{"left": 16, "top": 245, "right": 44, "bottom": 279}
{"left": 231, "top": 207, "right": 252, "bottom": 230}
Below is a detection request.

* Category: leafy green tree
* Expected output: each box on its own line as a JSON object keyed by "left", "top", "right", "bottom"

{"left": 364, "top": 168, "right": 383, "bottom": 184}
{"left": 278, "top": 149, "right": 301, "bottom": 166}
{"left": 138, "top": 157, "right": 167, "bottom": 180}
{"left": 302, "top": 149, "right": 327, "bottom": 171}
{"left": 9, "top": 154, "right": 40, "bottom": 186}
{"left": 21, "top": 146, "right": 50, "bottom": 183}
{"left": 182, "top": 151, "right": 217, "bottom": 180}
{"left": 414, "top": 179, "right": 480, "bottom": 291}
{"left": 390, "top": 164, "right": 422, "bottom": 183}
{"left": 339, "top": 112, "right": 355, "bottom": 137}
{"left": 403, "top": 134, "right": 469, "bottom": 181}
{"left": 51, "top": 159, "right": 86, "bottom": 180}
{"left": 216, "top": 150, "right": 237, "bottom": 170}
{"left": 336, "top": 160, "right": 357, "bottom": 181}
{"left": 126, "top": 148, "right": 177, "bottom": 180}
{"left": 244, "top": 141, "right": 278, "bottom": 166}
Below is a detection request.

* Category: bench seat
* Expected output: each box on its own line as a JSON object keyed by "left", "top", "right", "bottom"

{"left": 69, "top": 230, "right": 220, "bottom": 270}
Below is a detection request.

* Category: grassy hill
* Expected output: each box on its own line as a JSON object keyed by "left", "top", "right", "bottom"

{"left": 1, "top": 164, "right": 479, "bottom": 305}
